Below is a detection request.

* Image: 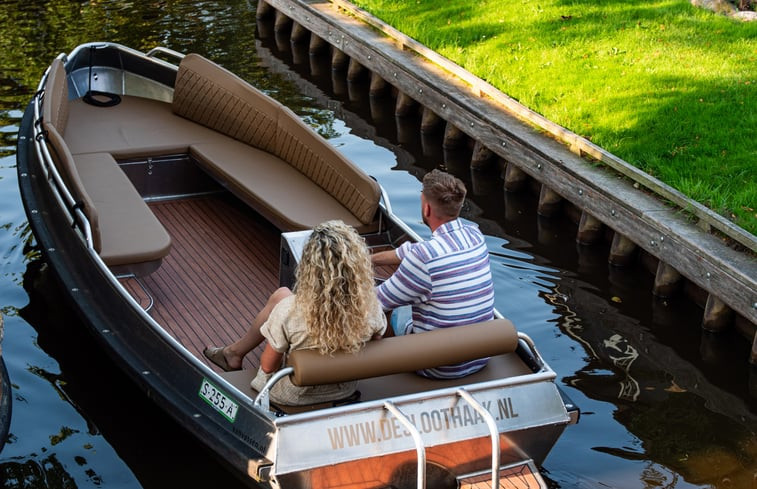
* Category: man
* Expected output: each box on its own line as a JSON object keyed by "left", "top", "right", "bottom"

{"left": 373, "top": 169, "right": 495, "bottom": 379}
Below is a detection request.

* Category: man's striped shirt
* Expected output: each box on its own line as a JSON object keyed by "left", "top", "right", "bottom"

{"left": 376, "top": 218, "right": 495, "bottom": 379}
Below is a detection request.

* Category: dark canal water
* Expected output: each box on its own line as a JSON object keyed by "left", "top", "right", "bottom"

{"left": 1, "top": 1, "right": 755, "bottom": 488}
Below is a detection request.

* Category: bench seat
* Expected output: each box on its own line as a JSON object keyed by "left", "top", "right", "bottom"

{"left": 74, "top": 152, "right": 171, "bottom": 268}
{"left": 190, "top": 140, "right": 370, "bottom": 231}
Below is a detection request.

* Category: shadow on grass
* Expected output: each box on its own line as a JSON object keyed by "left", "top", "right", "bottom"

{"left": 593, "top": 74, "right": 756, "bottom": 229}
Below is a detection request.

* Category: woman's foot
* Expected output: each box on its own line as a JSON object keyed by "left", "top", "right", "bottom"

{"left": 202, "top": 346, "right": 242, "bottom": 371}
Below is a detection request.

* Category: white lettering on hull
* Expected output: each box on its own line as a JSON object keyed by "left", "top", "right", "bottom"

{"left": 326, "top": 396, "right": 519, "bottom": 449}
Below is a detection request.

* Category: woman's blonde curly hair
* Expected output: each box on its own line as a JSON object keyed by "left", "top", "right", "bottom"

{"left": 294, "top": 220, "right": 380, "bottom": 355}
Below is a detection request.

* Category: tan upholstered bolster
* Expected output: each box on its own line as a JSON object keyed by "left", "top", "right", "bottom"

{"left": 288, "top": 319, "right": 518, "bottom": 386}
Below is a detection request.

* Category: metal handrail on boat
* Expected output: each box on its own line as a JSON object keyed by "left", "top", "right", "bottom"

{"left": 254, "top": 366, "right": 296, "bottom": 413}
{"left": 32, "top": 64, "right": 95, "bottom": 251}
{"left": 457, "top": 388, "right": 500, "bottom": 489}
{"left": 146, "top": 46, "right": 186, "bottom": 62}
{"left": 384, "top": 400, "right": 426, "bottom": 489}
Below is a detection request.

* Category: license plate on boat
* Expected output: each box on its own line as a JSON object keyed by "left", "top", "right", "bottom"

{"left": 199, "top": 378, "right": 238, "bottom": 422}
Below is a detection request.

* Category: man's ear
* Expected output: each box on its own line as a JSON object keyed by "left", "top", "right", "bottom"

{"left": 422, "top": 201, "right": 431, "bottom": 219}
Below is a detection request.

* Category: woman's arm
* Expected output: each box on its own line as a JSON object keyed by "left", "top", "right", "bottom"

{"left": 260, "top": 344, "right": 284, "bottom": 374}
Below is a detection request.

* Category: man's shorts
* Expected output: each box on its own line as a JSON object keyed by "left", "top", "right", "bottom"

{"left": 390, "top": 305, "right": 413, "bottom": 336}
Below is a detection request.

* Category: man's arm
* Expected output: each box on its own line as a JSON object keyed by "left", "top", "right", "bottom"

{"left": 371, "top": 249, "right": 401, "bottom": 266}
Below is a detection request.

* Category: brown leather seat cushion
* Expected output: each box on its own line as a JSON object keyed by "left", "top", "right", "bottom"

{"left": 73, "top": 152, "right": 171, "bottom": 266}
{"left": 191, "top": 141, "right": 368, "bottom": 231}
{"left": 65, "top": 95, "right": 230, "bottom": 158}
{"left": 287, "top": 319, "right": 519, "bottom": 386}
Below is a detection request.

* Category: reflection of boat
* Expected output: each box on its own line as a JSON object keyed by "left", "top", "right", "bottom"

{"left": 17, "top": 42, "right": 577, "bottom": 488}
{"left": 0, "top": 314, "right": 10, "bottom": 454}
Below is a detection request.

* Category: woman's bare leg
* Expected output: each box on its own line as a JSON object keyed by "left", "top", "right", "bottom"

{"left": 218, "top": 287, "right": 292, "bottom": 370}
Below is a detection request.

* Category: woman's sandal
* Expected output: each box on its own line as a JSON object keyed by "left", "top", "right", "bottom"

{"left": 203, "top": 346, "right": 240, "bottom": 372}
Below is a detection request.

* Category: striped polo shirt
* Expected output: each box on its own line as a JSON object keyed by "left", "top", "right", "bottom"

{"left": 376, "top": 218, "right": 495, "bottom": 379}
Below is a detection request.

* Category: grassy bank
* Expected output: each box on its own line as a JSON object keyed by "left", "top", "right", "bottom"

{"left": 351, "top": 0, "right": 757, "bottom": 236}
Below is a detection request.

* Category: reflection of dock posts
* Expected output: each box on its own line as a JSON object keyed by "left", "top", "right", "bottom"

{"left": 291, "top": 37, "right": 309, "bottom": 65}
{"left": 653, "top": 262, "right": 682, "bottom": 298}
{"left": 751, "top": 334, "right": 757, "bottom": 365}
{"left": 503, "top": 162, "right": 527, "bottom": 192}
{"left": 470, "top": 163, "right": 500, "bottom": 197}
{"left": 702, "top": 295, "right": 733, "bottom": 332}
{"left": 443, "top": 147, "right": 470, "bottom": 177}
{"left": 576, "top": 212, "right": 603, "bottom": 245}
{"left": 369, "top": 95, "right": 392, "bottom": 122}
{"left": 470, "top": 141, "right": 495, "bottom": 171}
{"left": 421, "top": 132, "right": 442, "bottom": 160}
{"left": 331, "top": 68, "right": 347, "bottom": 97}
{"left": 537, "top": 185, "right": 562, "bottom": 217}
{"left": 395, "top": 115, "right": 417, "bottom": 145}
{"left": 609, "top": 233, "right": 637, "bottom": 266}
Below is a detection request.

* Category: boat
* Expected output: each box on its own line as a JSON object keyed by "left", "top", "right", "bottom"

{"left": 0, "top": 314, "right": 10, "bottom": 454}
{"left": 17, "top": 42, "right": 578, "bottom": 488}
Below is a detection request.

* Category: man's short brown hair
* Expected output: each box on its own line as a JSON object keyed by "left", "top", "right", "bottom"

{"left": 422, "top": 169, "right": 466, "bottom": 219}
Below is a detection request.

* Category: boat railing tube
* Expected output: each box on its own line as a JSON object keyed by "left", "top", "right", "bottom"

{"left": 32, "top": 68, "right": 95, "bottom": 251}
{"left": 516, "top": 332, "right": 547, "bottom": 371}
{"left": 254, "top": 367, "right": 295, "bottom": 413}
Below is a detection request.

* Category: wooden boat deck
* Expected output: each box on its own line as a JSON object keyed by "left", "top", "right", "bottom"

{"left": 121, "top": 194, "right": 278, "bottom": 371}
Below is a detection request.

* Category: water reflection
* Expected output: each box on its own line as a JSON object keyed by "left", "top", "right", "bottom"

{"left": 0, "top": 0, "right": 755, "bottom": 488}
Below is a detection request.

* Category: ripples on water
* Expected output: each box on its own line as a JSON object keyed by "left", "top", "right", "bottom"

{"left": 0, "top": 1, "right": 754, "bottom": 488}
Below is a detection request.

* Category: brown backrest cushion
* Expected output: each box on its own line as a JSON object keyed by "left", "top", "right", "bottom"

{"left": 43, "top": 59, "right": 69, "bottom": 134}
{"left": 174, "top": 53, "right": 381, "bottom": 226}
{"left": 276, "top": 111, "right": 381, "bottom": 225}
{"left": 43, "top": 122, "right": 101, "bottom": 253}
{"left": 173, "top": 53, "right": 281, "bottom": 155}
{"left": 288, "top": 319, "right": 519, "bottom": 386}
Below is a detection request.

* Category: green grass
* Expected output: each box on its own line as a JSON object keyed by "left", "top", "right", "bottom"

{"left": 351, "top": 0, "right": 757, "bottom": 237}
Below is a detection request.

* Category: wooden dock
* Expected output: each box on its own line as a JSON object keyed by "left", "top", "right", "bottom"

{"left": 256, "top": 0, "right": 756, "bottom": 363}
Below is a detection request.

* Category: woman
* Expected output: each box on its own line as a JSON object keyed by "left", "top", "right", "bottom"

{"left": 203, "top": 220, "right": 385, "bottom": 406}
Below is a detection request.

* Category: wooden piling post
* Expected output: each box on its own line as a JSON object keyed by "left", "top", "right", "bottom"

{"left": 702, "top": 295, "right": 733, "bottom": 332}
{"left": 331, "top": 48, "right": 349, "bottom": 71}
{"left": 653, "top": 262, "right": 682, "bottom": 298}
{"left": 347, "top": 58, "right": 367, "bottom": 82}
{"left": 369, "top": 72, "right": 389, "bottom": 98}
{"left": 503, "top": 162, "right": 527, "bottom": 192}
{"left": 577, "top": 212, "right": 603, "bottom": 245}
{"left": 274, "top": 10, "right": 292, "bottom": 32}
{"left": 309, "top": 34, "right": 329, "bottom": 55}
{"left": 538, "top": 185, "right": 562, "bottom": 217}
{"left": 609, "top": 233, "right": 637, "bottom": 266}
{"left": 420, "top": 107, "right": 443, "bottom": 134}
{"left": 470, "top": 141, "right": 495, "bottom": 171}
{"left": 256, "top": 0, "right": 275, "bottom": 19}
{"left": 290, "top": 21, "right": 310, "bottom": 44}
{"left": 442, "top": 122, "right": 467, "bottom": 149}
{"left": 395, "top": 92, "right": 417, "bottom": 117}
